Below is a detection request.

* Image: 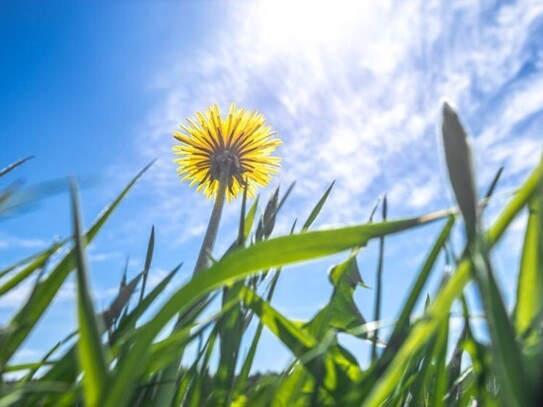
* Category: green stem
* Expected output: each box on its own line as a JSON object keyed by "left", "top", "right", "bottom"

{"left": 192, "top": 171, "right": 229, "bottom": 276}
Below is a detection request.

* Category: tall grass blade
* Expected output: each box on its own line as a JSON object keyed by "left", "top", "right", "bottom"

{"left": 441, "top": 102, "right": 479, "bottom": 241}
{"left": 301, "top": 181, "right": 334, "bottom": 231}
{"left": 514, "top": 181, "right": 543, "bottom": 340}
{"left": 138, "top": 225, "right": 155, "bottom": 304}
{"left": 70, "top": 180, "right": 109, "bottom": 406}
{"left": 70, "top": 180, "right": 110, "bottom": 407}
{"left": 244, "top": 197, "right": 259, "bottom": 241}
{"left": 470, "top": 238, "right": 530, "bottom": 407}
{"left": 444, "top": 103, "right": 529, "bottom": 405}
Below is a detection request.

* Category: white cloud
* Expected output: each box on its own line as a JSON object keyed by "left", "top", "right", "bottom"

{"left": 88, "top": 251, "right": 122, "bottom": 263}
{"left": 0, "top": 234, "right": 48, "bottom": 250}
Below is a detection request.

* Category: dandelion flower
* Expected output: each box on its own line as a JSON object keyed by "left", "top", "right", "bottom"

{"left": 173, "top": 103, "right": 281, "bottom": 200}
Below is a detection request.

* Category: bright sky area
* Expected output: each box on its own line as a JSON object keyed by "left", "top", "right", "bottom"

{"left": 1, "top": 1, "right": 542, "bottom": 371}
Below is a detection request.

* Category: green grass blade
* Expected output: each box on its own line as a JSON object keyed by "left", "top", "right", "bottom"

{"left": 441, "top": 103, "right": 479, "bottom": 240}
{"left": 514, "top": 181, "right": 543, "bottom": 339}
{"left": 70, "top": 180, "right": 109, "bottom": 407}
{"left": 244, "top": 197, "right": 259, "bottom": 241}
{"left": 237, "top": 180, "right": 249, "bottom": 245}
{"left": 301, "top": 181, "right": 334, "bottom": 232}
{"left": 138, "top": 226, "right": 155, "bottom": 304}
{"left": 235, "top": 269, "right": 282, "bottom": 394}
{"left": 431, "top": 318, "right": 449, "bottom": 407}
{"left": 470, "top": 238, "right": 531, "bottom": 407}
{"left": 442, "top": 103, "right": 530, "bottom": 406}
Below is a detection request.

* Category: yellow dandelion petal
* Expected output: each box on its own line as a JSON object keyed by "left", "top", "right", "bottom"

{"left": 172, "top": 104, "right": 281, "bottom": 201}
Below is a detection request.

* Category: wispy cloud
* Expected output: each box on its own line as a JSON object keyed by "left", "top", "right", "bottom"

{"left": 0, "top": 233, "right": 48, "bottom": 250}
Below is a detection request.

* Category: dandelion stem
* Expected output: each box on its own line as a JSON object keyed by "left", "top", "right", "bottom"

{"left": 192, "top": 170, "right": 229, "bottom": 276}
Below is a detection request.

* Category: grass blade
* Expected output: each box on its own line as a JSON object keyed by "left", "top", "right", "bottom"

{"left": 70, "top": 180, "right": 109, "bottom": 407}
{"left": 301, "top": 181, "right": 334, "bottom": 232}
{"left": 441, "top": 102, "right": 479, "bottom": 240}
{"left": 514, "top": 181, "right": 543, "bottom": 340}
{"left": 138, "top": 226, "right": 155, "bottom": 304}
{"left": 0, "top": 156, "right": 34, "bottom": 178}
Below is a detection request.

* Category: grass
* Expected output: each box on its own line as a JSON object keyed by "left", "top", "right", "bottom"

{"left": 0, "top": 104, "right": 542, "bottom": 406}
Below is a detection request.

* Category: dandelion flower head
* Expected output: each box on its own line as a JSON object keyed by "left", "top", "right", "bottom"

{"left": 173, "top": 104, "right": 281, "bottom": 200}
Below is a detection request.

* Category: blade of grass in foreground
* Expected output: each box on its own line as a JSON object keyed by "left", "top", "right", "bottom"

{"left": 470, "top": 240, "right": 530, "bottom": 407}
{"left": 0, "top": 161, "right": 154, "bottom": 367}
{"left": 514, "top": 180, "right": 543, "bottom": 340}
{"left": 443, "top": 103, "right": 529, "bottom": 407}
{"left": 441, "top": 102, "right": 479, "bottom": 241}
{"left": 362, "top": 155, "right": 543, "bottom": 406}
{"left": 70, "top": 180, "right": 109, "bottom": 407}
{"left": 102, "top": 210, "right": 448, "bottom": 407}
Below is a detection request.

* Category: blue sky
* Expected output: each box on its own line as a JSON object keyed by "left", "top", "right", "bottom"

{"left": 1, "top": 1, "right": 542, "bottom": 371}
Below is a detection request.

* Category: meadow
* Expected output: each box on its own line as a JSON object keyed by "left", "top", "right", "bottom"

{"left": 0, "top": 103, "right": 541, "bottom": 406}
